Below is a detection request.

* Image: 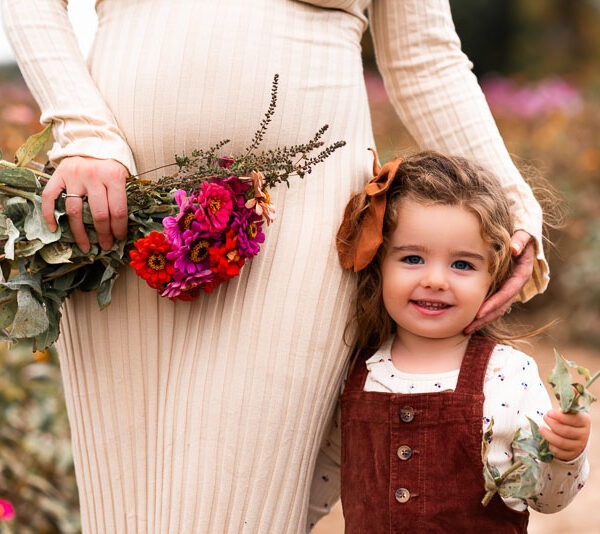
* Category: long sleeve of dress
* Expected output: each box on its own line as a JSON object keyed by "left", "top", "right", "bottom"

{"left": 368, "top": 0, "right": 548, "bottom": 301}
{"left": 1, "top": 0, "right": 136, "bottom": 174}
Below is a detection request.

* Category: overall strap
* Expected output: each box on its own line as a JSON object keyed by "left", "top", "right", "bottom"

{"left": 343, "top": 350, "right": 372, "bottom": 393}
{"left": 455, "top": 335, "right": 497, "bottom": 395}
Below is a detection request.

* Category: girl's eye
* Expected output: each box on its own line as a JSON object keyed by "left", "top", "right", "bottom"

{"left": 402, "top": 255, "right": 423, "bottom": 265}
{"left": 452, "top": 260, "right": 473, "bottom": 271}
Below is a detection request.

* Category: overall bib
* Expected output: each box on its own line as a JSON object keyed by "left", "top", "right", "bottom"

{"left": 341, "top": 336, "right": 529, "bottom": 533}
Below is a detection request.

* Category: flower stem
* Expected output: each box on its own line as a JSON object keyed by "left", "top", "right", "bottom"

{"left": 481, "top": 459, "right": 525, "bottom": 507}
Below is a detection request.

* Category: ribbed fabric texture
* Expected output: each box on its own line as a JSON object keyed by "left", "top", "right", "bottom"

{"left": 2, "top": 1, "right": 548, "bottom": 532}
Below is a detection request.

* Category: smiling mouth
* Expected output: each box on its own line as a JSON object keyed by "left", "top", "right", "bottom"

{"left": 411, "top": 300, "right": 452, "bottom": 310}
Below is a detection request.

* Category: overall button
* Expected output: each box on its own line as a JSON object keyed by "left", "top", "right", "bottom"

{"left": 397, "top": 445, "right": 412, "bottom": 460}
{"left": 395, "top": 487, "right": 410, "bottom": 503}
{"left": 399, "top": 406, "right": 414, "bottom": 423}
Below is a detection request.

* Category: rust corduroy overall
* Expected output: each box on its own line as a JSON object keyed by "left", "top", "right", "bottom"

{"left": 341, "top": 336, "right": 529, "bottom": 533}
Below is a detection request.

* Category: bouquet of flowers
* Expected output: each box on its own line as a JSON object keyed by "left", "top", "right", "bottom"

{"left": 0, "top": 75, "right": 345, "bottom": 349}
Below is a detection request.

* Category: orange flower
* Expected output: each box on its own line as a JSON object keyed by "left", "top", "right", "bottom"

{"left": 244, "top": 170, "right": 276, "bottom": 225}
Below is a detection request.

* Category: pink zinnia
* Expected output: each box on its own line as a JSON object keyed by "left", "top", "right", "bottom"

{"left": 195, "top": 181, "right": 234, "bottom": 233}
{"left": 163, "top": 189, "right": 201, "bottom": 247}
{"left": 0, "top": 499, "right": 15, "bottom": 521}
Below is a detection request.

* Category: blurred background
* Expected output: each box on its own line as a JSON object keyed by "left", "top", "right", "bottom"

{"left": 1, "top": 0, "right": 599, "bottom": 532}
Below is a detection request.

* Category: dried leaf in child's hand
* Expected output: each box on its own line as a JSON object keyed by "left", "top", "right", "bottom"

{"left": 548, "top": 349, "right": 598, "bottom": 414}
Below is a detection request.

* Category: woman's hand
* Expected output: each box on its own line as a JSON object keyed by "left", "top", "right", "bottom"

{"left": 41, "top": 156, "right": 129, "bottom": 253}
{"left": 464, "top": 230, "right": 535, "bottom": 334}
{"left": 540, "top": 409, "right": 591, "bottom": 461}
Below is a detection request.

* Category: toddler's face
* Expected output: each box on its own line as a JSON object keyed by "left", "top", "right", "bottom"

{"left": 381, "top": 199, "right": 493, "bottom": 343}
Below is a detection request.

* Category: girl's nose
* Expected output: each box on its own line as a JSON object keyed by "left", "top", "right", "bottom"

{"left": 420, "top": 266, "right": 449, "bottom": 291}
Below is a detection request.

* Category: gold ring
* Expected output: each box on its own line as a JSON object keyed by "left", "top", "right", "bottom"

{"left": 62, "top": 193, "right": 84, "bottom": 198}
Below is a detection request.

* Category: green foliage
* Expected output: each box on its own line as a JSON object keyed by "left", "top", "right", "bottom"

{"left": 548, "top": 349, "right": 599, "bottom": 413}
{"left": 482, "top": 351, "right": 598, "bottom": 507}
{"left": 481, "top": 417, "right": 552, "bottom": 507}
{"left": 0, "top": 343, "right": 79, "bottom": 532}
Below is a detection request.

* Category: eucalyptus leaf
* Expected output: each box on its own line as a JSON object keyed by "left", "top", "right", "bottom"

{"left": 4, "top": 217, "right": 20, "bottom": 260}
{"left": 39, "top": 241, "right": 73, "bottom": 264}
{"left": 514, "top": 418, "right": 553, "bottom": 463}
{"left": 25, "top": 194, "right": 61, "bottom": 244}
{"left": 0, "top": 293, "right": 18, "bottom": 329}
{"left": 15, "top": 123, "right": 52, "bottom": 168}
{"left": 51, "top": 271, "right": 76, "bottom": 292}
{"left": 2, "top": 270, "right": 43, "bottom": 296}
{"left": 498, "top": 456, "right": 542, "bottom": 501}
{"left": 9, "top": 287, "right": 49, "bottom": 338}
{"left": 0, "top": 166, "right": 39, "bottom": 190}
{"left": 97, "top": 267, "right": 117, "bottom": 309}
{"left": 5, "top": 195, "right": 30, "bottom": 223}
{"left": 33, "top": 298, "right": 62, "bottom": 349}
{"left": 15, "top": 238, "right": 45, "bottom": 258}
{"left": 548, "top": 350, "right": 577, "bottom": 413}
{"left": 0, "top": 212, "right": 7, "bottom": 235}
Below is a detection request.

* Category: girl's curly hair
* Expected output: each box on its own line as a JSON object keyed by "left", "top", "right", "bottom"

{"left": 343, "top": 151, "right": 528, "bottom": 356}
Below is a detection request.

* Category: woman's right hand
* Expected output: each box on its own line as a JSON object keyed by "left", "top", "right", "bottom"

{"left": 41, "top": 156, "right": 130, "bottom": 253}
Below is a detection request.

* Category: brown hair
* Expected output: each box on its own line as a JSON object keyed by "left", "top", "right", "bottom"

{"left": 344, "top": 151, "right": 520, "bottom": 356}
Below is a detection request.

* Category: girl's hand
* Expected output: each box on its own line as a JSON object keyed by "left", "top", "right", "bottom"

{"left": 464, "top": 230, "right": 534, "bottom": 334}
{"left": 540, "top": 409, "right": 592, "bottom": 461}
{"left": 41, "top": 156, "right": 129, "bottom": 253}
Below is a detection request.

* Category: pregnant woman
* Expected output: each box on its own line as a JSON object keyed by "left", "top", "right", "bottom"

{"left": 2, "top": 1, "right": 547, "bottom": 532}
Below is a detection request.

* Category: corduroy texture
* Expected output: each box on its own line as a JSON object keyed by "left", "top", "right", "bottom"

{"left": 2, "top": 1, "right": 549, "bottom": 532}
{"left": 341, "top": 336, "right": 529, "bottom": 533}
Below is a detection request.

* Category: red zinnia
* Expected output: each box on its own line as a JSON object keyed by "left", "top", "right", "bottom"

{"left": 209, "top": 230, "right": 245, "bottom": 285}
{"left": 130, "top": 232, "right": 175, "bottom": 289}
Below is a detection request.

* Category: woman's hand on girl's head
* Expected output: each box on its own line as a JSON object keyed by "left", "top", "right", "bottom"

{"left": 540, "top": 409, "right": 592, "bottom": 461}
{"left": 464, "top": 230, "right": 535, "bottom": 334}
{"left": 41, "top": 156, "right": 129, "bottom": 253}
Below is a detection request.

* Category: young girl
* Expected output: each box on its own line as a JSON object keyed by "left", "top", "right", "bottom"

{"left": 333, "top": 151, "right": 591, "bottom": 532}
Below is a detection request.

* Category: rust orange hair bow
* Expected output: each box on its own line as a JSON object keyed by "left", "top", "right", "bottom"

{"left": 337, "top": 149, "right": 403, "bottom": 272}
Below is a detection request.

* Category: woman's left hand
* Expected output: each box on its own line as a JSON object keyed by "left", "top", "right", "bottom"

{"left": 464, "top": 230, "right": 535, "bottom": 334}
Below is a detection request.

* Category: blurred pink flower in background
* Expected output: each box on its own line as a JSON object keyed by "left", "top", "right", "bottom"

{"left": 1, "top": 103, "right": 36, "bottom": 125}
{"left": 481, "top": 75, "right": 582, "bottom": 118}
{"left": 0, "top": 499, "right": 15, "bottom": 521}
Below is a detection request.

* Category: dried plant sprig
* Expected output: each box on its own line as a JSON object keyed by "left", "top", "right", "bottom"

{"left": 481, "top": 350, "right": 598, "bottom": 507}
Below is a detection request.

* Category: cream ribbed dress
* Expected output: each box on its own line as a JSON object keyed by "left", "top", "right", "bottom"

{"left": 2, "top": 1, "right": 548, "bottom": 532}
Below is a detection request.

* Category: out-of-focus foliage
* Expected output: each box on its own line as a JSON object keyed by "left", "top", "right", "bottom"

{"left": 451, "top": 0, "right": 600, "bottom": 81}
{"left": 0, "top": 342, "right": 79, "bottom": 533}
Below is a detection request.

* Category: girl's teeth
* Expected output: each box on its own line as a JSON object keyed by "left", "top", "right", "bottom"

{"left": 417, "top": 301, "right": 448, "bottom": 310}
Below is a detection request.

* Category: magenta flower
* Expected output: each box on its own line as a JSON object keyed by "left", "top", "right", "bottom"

{"left": 195, "top": 181, "right": 233, "bottom": 233}
{"left": 166, "top": 229, "right": 217, "bottom": 275}
{"left": 224, "top": 175, "right": 252, "bottom": 208}
{"left": 0, "top": 499, "right": 15, "bottom": 521}
{"left": 163, "top": 189, "right": 201, "bottom": 246}
{"left": 232, "top": 208, "right": 265, "bottom": 258}
{"left": 161, "top": 268, "right": 215, "bottom": 300}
